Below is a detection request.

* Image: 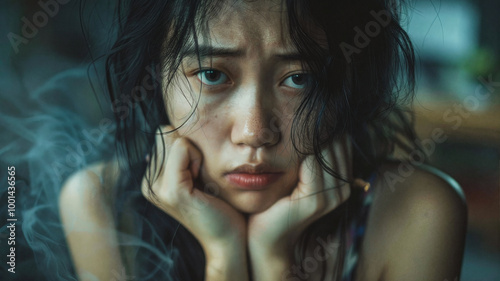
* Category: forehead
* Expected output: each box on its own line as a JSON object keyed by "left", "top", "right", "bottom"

{"left": 197, "top": 0, "right": 295, "bottom": 53}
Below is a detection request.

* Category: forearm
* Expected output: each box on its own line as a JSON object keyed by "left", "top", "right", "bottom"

{"left": 205, "top": 257, "right": 249, "bottom": 281}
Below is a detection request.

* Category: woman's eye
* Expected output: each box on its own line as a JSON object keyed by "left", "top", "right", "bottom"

{"left": 196, "top": 69, "right": 229, "bottom": 86}
{"left": 282, "top": 73, "right": 309, "bottom": 89}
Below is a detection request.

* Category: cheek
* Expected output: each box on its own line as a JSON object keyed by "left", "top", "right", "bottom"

{"left": 165, "top": 77, "right": 199, "bottom": 126}
{"left": 178, "top": 109, "right": 226, "bottom": 177}
{"left": 271, "top": 105, "right": 300, "bottom": 150}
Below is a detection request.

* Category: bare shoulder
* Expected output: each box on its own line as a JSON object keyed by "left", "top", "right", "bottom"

{"left": 374, "top": 161, "right": 467, "bottom": 216}
{"left": 59, "top": 160, "right": 117, "bottom": 215}
{"left": 59, "top": 160, "right": 123, "bottom": 280}
{"left": 356, "top": 162, "right": 467, "bottom": 281}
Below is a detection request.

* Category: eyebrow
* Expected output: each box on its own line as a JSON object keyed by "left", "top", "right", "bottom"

{"left": 181, "top": 45, "right": 306, "bottom": 62}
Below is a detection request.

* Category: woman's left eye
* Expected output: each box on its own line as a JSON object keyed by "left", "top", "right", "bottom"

{"left": 282, "top": 73, "right": 309, "bottom": 89}
{"left": 196, "top": 69, "right": 229, "bottom": 86}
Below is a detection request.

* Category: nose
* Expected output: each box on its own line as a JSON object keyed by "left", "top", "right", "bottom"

{"left": 230, "top": 89, "right": 281, "bottom": 148}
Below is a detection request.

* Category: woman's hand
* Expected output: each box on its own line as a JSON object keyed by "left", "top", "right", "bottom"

{"left": 140, "top": 125, "right": 248, "bottom": 280}
{"left": 247, "top": 137, "right": 352, "bottom": 280}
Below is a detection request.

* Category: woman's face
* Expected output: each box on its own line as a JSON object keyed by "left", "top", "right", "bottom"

{"left": 165, "top": 0, "right": 309, "bottom": 214}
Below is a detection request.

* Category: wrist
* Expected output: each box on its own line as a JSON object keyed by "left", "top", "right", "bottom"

{"left": 202, "top": 232, "right": 246, "bottom": 260}
{"left": 204, "top": 238, "right": 249, "bottom": 281}
{"left": 248, "top": 234, "right": 294, "bottom": 260}
{"left": 249, "top": 253, "right": 293, "bottom": 281}
{"left": 206, "top": 255, "right": 248, "bottom": 281}
{"left": 248, "top": 242, "right": 294, "bottom": 281}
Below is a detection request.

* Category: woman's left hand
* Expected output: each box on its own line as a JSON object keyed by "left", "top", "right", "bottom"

{"left": 247, "top": 137, "right": 352, "bottom": 279}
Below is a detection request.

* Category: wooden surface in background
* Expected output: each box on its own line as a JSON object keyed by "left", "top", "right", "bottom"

{"left": 413, "top": 102, "right": 500, "bottom": 148}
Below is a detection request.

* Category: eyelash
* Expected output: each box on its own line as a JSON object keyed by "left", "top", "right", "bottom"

{"left": 194, "top": 68, "right": 310, "bottom": 91}
{"left": 195, "top": 69, "right": 230, "bottom": 87}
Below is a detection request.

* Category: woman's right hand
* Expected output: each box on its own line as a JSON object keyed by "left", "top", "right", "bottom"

{"left": 141, "top": 125, "right": 247, "bottom": 260}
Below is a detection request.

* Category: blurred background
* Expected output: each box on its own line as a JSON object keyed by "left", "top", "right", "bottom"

{"left": 0, "top": 0, "right": 499, "bottom": 280}
{"left": 406, "top": 0, "right": 500, "bottom": 279}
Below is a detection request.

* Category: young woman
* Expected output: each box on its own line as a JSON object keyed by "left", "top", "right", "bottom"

{"left": 59, "top": 0, "right": 467, "bottom": 280}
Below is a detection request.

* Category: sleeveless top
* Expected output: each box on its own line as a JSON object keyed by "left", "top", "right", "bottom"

{"left": 342, "top": 173, "right": 376, "bottom": 281}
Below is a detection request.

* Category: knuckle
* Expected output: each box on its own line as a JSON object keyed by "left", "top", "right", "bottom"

{"left": 159, "top": 188, "right": 179, "bottom": 207}
{"left": 173, "top": 137, "right": 188, "bottom": 147}
{"left": 168, "top": 137, "right": 189, "bottom": 156}
{"left": 141, "top": 175, "right": 179, "bottom": 208}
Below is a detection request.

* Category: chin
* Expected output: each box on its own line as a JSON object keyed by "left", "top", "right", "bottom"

{"left": 226, "top": 193, "right": 278, "bottom": 214}
{"left": 235, "top": 203, "right": 269, "bottom": 215}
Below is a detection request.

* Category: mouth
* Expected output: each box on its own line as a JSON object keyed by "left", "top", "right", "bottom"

{"left": 224, "top": 163, "right": 283, "bottom": 190}
{"left": 224, "top": 173, "right": 283, "bottom": 190}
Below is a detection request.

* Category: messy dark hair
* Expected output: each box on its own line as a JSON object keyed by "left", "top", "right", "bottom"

{"left": 104, "top": 0, "right": 417, "bottom": 280}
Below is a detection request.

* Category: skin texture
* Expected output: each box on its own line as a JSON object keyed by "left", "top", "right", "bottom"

{"left": 165, "top": 0, "right": 307, "bottom": 214}
{"left": 59, "top": 1, "right": 467, "bottom": 280}
{"left": 59, "top": 162, "right": 467, "bottom": 281}
{"left": 140, "top": 2, "right": 354, "bottom": 280}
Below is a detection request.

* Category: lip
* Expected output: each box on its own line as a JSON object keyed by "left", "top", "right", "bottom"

{"left": 225, "top": 173, "right": 283, "bottom": 189}
{"left": 224, "top": 164, "right": 283, "bottom": 190}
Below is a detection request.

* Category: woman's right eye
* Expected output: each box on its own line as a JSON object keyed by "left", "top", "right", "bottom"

{"left": 196, "top": 69, "right": 229, "bottom": 86}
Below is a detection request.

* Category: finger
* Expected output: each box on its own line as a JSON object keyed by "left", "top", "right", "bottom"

{"left": 332, "top": 137, "right": 350, "bottom": 180}
{"left": 289, "top": 154, "right": 338, "bottom": 226}
{"left": 294, "top": 154, "right": 323, "bottom": 200}
{"left": 333, "top": 137, "right": 352, "bottom": 203}
{"left": 340, "top": 135, "right": 353, "bottom": 180}
{"left": 340, "top": 180, "right": 351, "bottom": 203}
{"left": 337, "top": 135, "right": 355, "bottom": 200}
{"left": 149, "top": 125, "right": 180, "bottom": 177}
{"left": 154, "top": 125, "right": 180, "bottom": 162}
{"left": 345, "top": 135, "right": 353, "bottom": 179}
{"left": 322, "top": 142, "right": 337, "bottom": 183}
{"left": 142, "top": 135, "right": 203, "bottom": 219}
{"left": 164, "top": 138, "right": 203, "bottom": 196}
{"left": 321, "top": 145, "right": 338, "bottom": 202}
{"left": 323, "top": 137, "right": 351, "bottom": 211}
{"left": 142, "top": 125, "right": 180, "bottom": 198}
